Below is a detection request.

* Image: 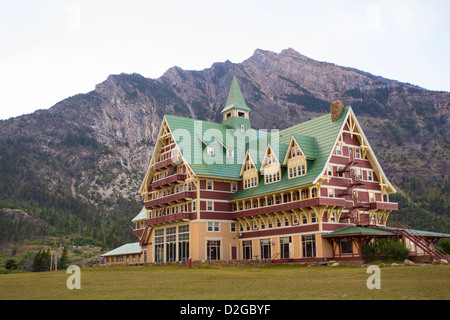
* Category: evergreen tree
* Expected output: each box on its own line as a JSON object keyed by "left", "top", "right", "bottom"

{"left": 31, "top": 249, "right": 51, "bottom": 272}
{"left": 59, "top": 246, "right": 70, "bottom": 269}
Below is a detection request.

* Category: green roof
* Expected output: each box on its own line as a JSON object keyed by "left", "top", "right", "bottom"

{"left": 377, "top": 226, "right": 450, "bottom": 238}
{"left": 229, "top": 106, "right": 350, "bottom": 200}
{"left": 322, "top": 226, "right": 396, "bottom": 237}
{"left": 131, "top": 206, "right": 147, "bottom": 222}
{"left": 101, "top": 242, "right": 142, "bottom": 257}
{"left": 221, "top": 76, "right": 251, "bottom": 113}
{"left": 165, "top": 106, "right": 350, "bottom": 200}
{"left": 292, "top": 134, "right": 317, "bottom": 160}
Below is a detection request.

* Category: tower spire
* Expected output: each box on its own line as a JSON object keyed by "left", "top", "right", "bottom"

{"left": 221, "top": 76, "right": 252, "bottom": 131}
{"left": 225, "top": 76, "right": 248, "bottom": 110}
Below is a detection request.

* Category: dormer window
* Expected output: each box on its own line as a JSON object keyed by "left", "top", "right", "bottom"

{"left": 206, "top": 146, "right": 215, "bottom": 156}
{"left": 241, "top": 152, "right": 258, "bottom": 189}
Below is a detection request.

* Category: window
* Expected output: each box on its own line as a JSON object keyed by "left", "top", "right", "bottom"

{"left": 369, "top": 192, "right": 375, "bottom": 202}
{"left": 207, "top": 240, "right": 221, "bottom": 260}
{"left": 327, "top": 166, "right": 332, "bottom": 176}
{"left": 302, "top": 214, "right": 308, "bottom": 224}
{"left": 206, "top": 146, "right": 215, "bottom": 156}
{"left": 192, "top": 201, "right": 196, "bottom": 212}
{"left": 207, "top": 221, "right": 219, "bottom": 232}
{"left": 367, "top": 171, "right": 373, "bottom": 181}
{"left": 311, "top": 212, "right": 317, "bottom": 223}
{"left": 355, "top": 149, "right": 361, "bottom": 159}
{"left": 207, "top": 201, "right": 214, "bottom": 211}
{"left": 232, "top": 183, "right": 237, "bottom": 192}
{"left": 207, "top": 180, "right": 213, "bottom": 190}
{"left": 238, "top": 111, "right": 245, "bottom": 118}
{"left": 340, "top": 239, "right": 352, "bottom": 254}
{"left": 302, "top": 235, "right": 317, "bottom": 258}
{"left": 230, "top": 222, "right": 236, "bottom": 233}
{"left": 241, "top": 125, "right": 245, "bottom": 132}
{"left": 311, "top": 187, "right": 317, "bottom": 198}
{"left": 227, "top": 149, "right": 234, "bottom": 158}
{"left": 154, "top": 229, "right": 165, "bottom": 262}
{"left": 328, "top": 188, "right": 334, "bottom": 197}
{"left": 178, "top": 225, "right": 190, "bottom": 261}
{"left": 336, "top": 145, "right": 342, "bottom": 155}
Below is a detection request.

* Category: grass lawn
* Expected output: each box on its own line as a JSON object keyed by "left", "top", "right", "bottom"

{"left": 1, "top": 264, "right": 449, "bottom": 300}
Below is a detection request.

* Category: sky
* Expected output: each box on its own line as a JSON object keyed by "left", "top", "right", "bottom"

{"left": 1, "top": 0, "right": 449, "bottom": 120}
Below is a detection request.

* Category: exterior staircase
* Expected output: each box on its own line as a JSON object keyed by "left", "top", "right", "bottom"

{"left": 337, "top": 160, "right": 369, "bottom": 225}
{"left": 372, "top": 222, "right": 447, "bottom": 261}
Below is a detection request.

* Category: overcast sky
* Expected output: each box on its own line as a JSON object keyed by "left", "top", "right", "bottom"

{"left": 1, "top": 0, "right": 449, "bottom": 120}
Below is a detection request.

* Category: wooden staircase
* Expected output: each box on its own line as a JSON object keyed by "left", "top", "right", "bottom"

{"left": 372, "top": 222, "right": 447, "bottom": 261}
{"left": 337, "top": 161, "right": 369, "bottom": 225}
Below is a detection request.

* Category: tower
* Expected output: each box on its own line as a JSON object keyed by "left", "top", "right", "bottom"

{"left": 221, "top": 76, "right": 252, "bottom": 132}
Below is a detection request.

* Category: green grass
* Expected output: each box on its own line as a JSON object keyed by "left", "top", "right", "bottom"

{"left": 1, "top": 264, "right": 449, "bottom": 300}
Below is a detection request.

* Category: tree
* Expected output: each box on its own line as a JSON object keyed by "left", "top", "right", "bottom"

{"left": 5, "top": 259, "right": 18, "bottom": 270}
{"left": 59, "top": 246, "right": 70, "bottom": 269}
{"left": 31, "top": 249, "right": 51, "bottom": 272}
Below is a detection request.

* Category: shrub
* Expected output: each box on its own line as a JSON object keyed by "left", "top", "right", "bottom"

{"left": 437, "top": 238, "right": 450, "bottom": 254}
{"left": 4, "top": 259, "right": 18, "bottom": 270}
{"left": 362, "top": 238, "right": 410, "bottom": 262}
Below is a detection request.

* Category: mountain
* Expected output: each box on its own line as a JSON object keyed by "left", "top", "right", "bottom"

{"left": 0, "top": 48, "right": 449, "bottom": 247}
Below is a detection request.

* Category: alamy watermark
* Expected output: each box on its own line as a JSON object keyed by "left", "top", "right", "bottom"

{"left": 172, "top": 124, "right": 279, "bottom": 166}
{"left": 66, "top": 265, "right": 81, "bottom": 289}
{"left": 366, "top": 265, "right": 381, "bottom": 289}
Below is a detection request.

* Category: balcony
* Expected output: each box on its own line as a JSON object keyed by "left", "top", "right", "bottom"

{"left": 152, "top": 174, "right": 186, "bottom": 189}
{"left": 145, "top": 212, "right": 192, "bottom": 226}
{"left": 132, "top": 228, "right": 144, "bottom": 236}
{"left": 232, "top": 197, "right": 346, "bottom": 219}
{"left": 153, "top": 156, "right": 181, "bottom": 171}
{"left": 145, "top": 191, "right": 194, "bottom": 208}
{"left": 368, "top": 201, "right": 398, "bottom": 211}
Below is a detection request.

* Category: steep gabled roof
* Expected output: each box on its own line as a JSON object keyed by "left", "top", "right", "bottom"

{"left": 282, "top": 134, "right": 317, "bottom": 164}
{"left": 228, "top": 106, "right": 351, "bottom": 200}
{"left": 221, "top": 76, "right": 251, "bottom": 113}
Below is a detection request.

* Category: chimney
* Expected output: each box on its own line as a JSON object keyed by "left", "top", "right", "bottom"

{"left": 330, "top": 100, "right": 344, "bottom": 122}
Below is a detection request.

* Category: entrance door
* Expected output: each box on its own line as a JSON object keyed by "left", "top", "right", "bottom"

{"left": 260, "top": 239, "right": 271, "bottom": 260}
{"left": 231, "top": 246, "right": 237, "bottom": 260}
{"left": 280, "top": 237, "right": 291, "bottom": 258}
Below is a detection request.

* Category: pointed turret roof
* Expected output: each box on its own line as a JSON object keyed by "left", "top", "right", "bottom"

{"left": 221, "top": 76, "right": 251, "bottom": 113}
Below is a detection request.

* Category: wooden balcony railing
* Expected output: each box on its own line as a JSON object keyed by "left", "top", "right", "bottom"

{"left": 367, "top": 201, "right": 398, "bottom": 211}
{"left": 145, "top": 191, "right": 194, "bottom": 208}
{"left": 232, "top": 197, "right": 346, "bottom": 219}
{"left": 153, "top": 156, "right": 181, "bottom": 171}
{"left": 151, "top": 174, "right": 186, "bottom": 189}
{"left": 145, "top": 212, "right": 192, "bottom": 226}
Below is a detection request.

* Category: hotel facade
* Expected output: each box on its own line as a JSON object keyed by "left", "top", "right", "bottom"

{"left": 102, "top": 77, "right": 448, "bottom": 265}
